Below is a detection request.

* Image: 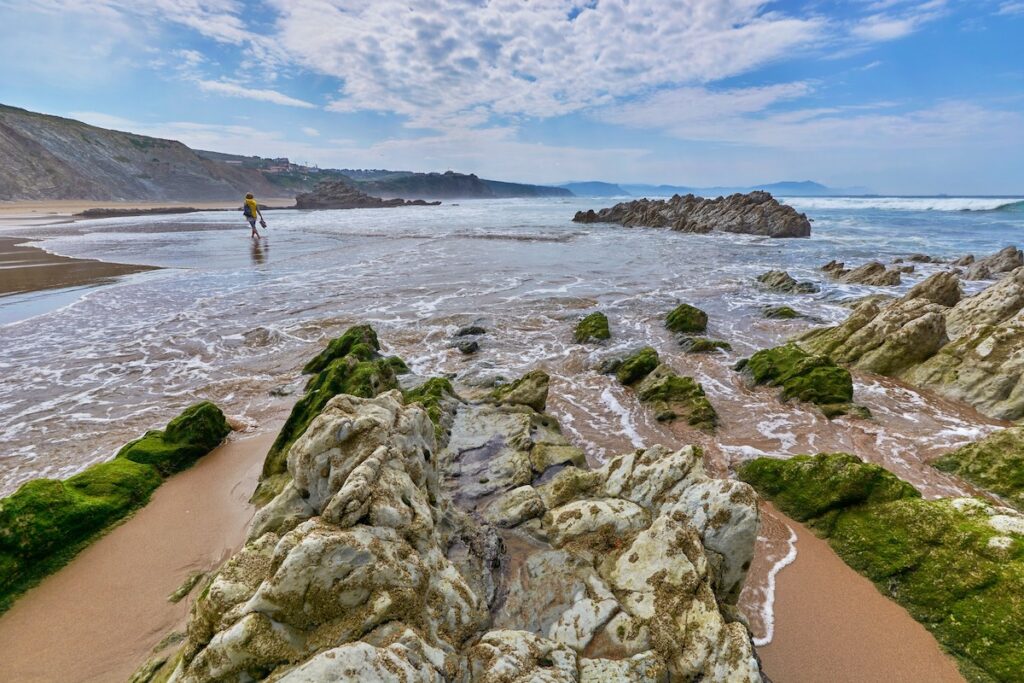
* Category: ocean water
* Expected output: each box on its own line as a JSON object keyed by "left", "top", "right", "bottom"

{"left": 1, "top": 194, "right": 1022, "bottom": 640}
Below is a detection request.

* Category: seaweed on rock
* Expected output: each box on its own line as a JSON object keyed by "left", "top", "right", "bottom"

{"left": 573, "top": 311, "right": 611, "bottom": 343}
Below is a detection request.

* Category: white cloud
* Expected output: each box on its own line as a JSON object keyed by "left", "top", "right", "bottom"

{"left": 195, "top": 80, "right": 316, "bottom": 108}
{"left": 302, "top": 126, "right": 320, "bottom": 137}
{"left": 997, "top": 1, "right": 1024, "bottom": 15}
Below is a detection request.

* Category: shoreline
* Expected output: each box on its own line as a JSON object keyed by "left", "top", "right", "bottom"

{"left": 0, "top": 428, "right": 275, "bottom": 683}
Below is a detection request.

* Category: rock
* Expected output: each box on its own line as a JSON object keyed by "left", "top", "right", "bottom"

{"left": 679, "top": 337, "right": 732, "bottom": 354}
{"left": 543, "top": 498, "right": 651, "bottom": 548}
{"left": 831, "top": 261, "right": 902, "bottom": 286}
{"left": 116, "top": 401, "right": 231, "bottom": 476}
{"left": 739, "top": 453, "right": 1024, "bottom": 681}
{"left": 635, "top": 364, "right": 718, "bottom": 430}
{"left": 484, "top": 485, "right": 546, "bottom": 528}
{"left": 574, "top": 312, "right": 611, "bottom": 343}
{"left": 736, "top": 343, "right": 863, "bottom": 418}
{"left": 906, "top": 254, "right": 938, "bottom": 263}
{"left": 277, "top": 629, "right": 447, "bottom": 682}
{"left": 456, "top": 340, "right": 480, "bottom": 355}
{"left": 756, "top": 270, "right": 819, "bottom": 294}
{"left": 821, "top": 260, "right": 847, "bottom": 277}
{"left": 944, "top": 267, "right": 1024, "bottom": 338}
{"left": 579, "top": 652, "right": 668, "bottom": 682}
{"left": 762, "top": 305, "right": 802, "bottom": 320}
{"left": 933, "top": 427, "right": 1024, "bottom": 511}
{"left": 466, "top": 630, "right": 578, "bottom": 682}
{"left": 488, "top": 370, "right": 550, "bottom": 413}
{"left": 615, "top": 347, "right": 660, "bottom": 385}
{"left": 455, "top": 325, "right": 487, "bottom": 337}
{"left": 666, "top": 303, "right": 708, "bottom": 334}
{"left": 904, "top": 271, "right": 962, "bottom": 307}
{"left": 294, "top": 180, "right": 442, "bottom": 209}
{"left": 952, "top": 254, "right": 975, "bottom": 266}
{"left": 572, "top": 191, "right": 811, "bottom": 238}
{"left": 965, "top": 246, "right": 1023, "bottom": 280}
{"left": 895, "top": 264, "right": 915, "bottom": 274}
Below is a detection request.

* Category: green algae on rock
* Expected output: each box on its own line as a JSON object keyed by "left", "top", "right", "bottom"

{"left": 301, "top": 324, "right": 381, "bottom": 374}
{"left": 0, "top": 458, "right": 162, "bottom": 613}
{"left": 666, "top": 303, "right": 708, "bottom": 334}
{"left": 679, "top": 337, "right": 732, "bottom": 354}
{"left": 488, "top": 369, "right": 550, "bottom": 412}
{"left": 736, "top": 343, "right": 864, "bottom": 418}
{"left": 615, "top": 346, "right": 660, "bottom": 385}
{"left": 116, "top": 401, "right": 230, "bottom": 476}
{"left": 762, "top": 305, "right": 802, "bottom": 320}
{"left": 635, "top": 364, "right": 718, "bottom": 430}
{"left": 934, "top": 427, "right": 1024, "bottom": 511}
{"left": 402, "top": 377, "right": 458, "bottom": 446}
{"left": 740, "top": 452, "right": 1024, "bottom": 683}
{"left": 573, "top": 311, "right": 611, "bottom": 343}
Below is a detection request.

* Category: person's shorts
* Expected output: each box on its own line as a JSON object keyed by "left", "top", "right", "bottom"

{"left": 247, "top": 219, "right": 256, "bottom": 227}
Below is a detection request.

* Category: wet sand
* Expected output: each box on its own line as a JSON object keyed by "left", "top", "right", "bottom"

{"left": 0, "top": 198, "right": 294, "bottom": 220}
{"left": 0, "top": 430, "right": 274, "bottom": 683}
{"left": 755, "top": 503, "right": 964, "bottom": 683}
{"left": 0, "top": 236, "right": 158, "bottom": 297}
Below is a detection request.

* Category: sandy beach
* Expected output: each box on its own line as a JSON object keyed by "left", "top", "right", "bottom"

{"left": 0, "top": 199, "right": 295, "bottom": 220}
{"left": 0, "top": 429, "right": 275, "bottom": 683}
{"left": 756, "top": 503, "right": 964, "bottom": 683}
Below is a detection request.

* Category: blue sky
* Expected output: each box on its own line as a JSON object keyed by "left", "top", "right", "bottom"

{"left": 1, "top": 0, "right": 1022, "bottom": 194}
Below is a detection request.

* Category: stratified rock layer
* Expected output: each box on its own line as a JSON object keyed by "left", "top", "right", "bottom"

{"left": 295, "top": 180, "right": 441, "bottom": 209}
{"left": 573, "top": 191, "right": 811, "bottom": 238}
{"left": 159, "top": 356, "right": 762, "bottom": 681}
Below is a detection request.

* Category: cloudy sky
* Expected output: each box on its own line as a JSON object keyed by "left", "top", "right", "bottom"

{"left": 1, "top": 0, "right": 1022, "bottom": 193}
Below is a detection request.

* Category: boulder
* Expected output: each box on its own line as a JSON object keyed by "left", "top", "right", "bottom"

{"left": 488, "top": 370, "right": 550, "bottom": 412}
{"left": 573, "top": 191, "right": 811, "bottom": 238}
{"left": 904, "top": 271, "right": 961, "bottom": 307}
{"left": 635, "top": 364, "right": 718, "bottom": 430}
{"left": 826, "top": 261, "right": 902, "bottom": 286}
{"left": 666, "top": 303, "right": 708, "bottom": 334}
{"left": 756, "top": 270, "right": 819, "bottom": 294}
{"left": 965, "top": 246, "right": 1023, "bottom": 280}
{"left": 736, "top": 344, "right": 863, "bottom": 418}
{"left": 574, "top": 312, "right": 611, "bottom": 343}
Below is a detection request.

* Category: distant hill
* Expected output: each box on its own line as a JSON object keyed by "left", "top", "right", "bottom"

{"left": 349, "top": 170, "right": 571, "bottom": 200}
{"left": 0, "top": 105, "right": 282, "bottom": 201}
{"left": 558, "top": 181, "right": 630, "bottom": 197}
{"left": 620, "top": 180, "right": 869, "bottom": 197}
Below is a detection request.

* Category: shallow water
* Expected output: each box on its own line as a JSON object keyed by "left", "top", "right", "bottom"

{"left": 1, "top": 195, "right": 1021, "bottom": 642}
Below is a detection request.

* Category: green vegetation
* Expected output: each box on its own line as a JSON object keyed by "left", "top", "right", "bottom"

{"left": 615, "top": 346, "right": 660, "bottom": 385}
{"left": 488, "top": 369, "right": 550, "bottom": 412}
{"left": 0, "top": 401, "right": 231, "bottom": 612}
{"left": 665, "top": 303, "right": 708, "bottom": 334}
{"left": 117, "top": 401, "right": 230, "bottom": 476}
{"left": 636, "top": 366, "right": 717, "bottom": 430}
{"left": 736, "top": 343, "right": 863, "bottom": 418}
{"left": 762, "top": 305, "right": 801, "bottom": 320}
{"left": 740, "top": 453, "right": 1024, "bottom": 683}
{"left": 934, "top": 427, "right": 1024, "bottom": 511}
{"left": 403, "top": 378, "right": 457, "bottom": 444}
{"left": 302, "top": 324, "right": 381, "bottom": 374}
{"left": 574, "top": 312, "right": 611, "bottom": 343}
{"left": 679, "top": 337, "right": 732, "bottom": 354}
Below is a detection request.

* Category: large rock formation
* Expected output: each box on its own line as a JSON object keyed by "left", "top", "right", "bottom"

{"left": 152, "top": 346, "right": 763, "bottom": 681}
{"left": 573, "top": 191, "right": 811, "bottom": 238}
{"left": 821, "top": 260, "right": 902, "bottom": 286}
{"left": 801, "top": 268, "right": 1024, "bottom": 420}
{"left": 964, "top": 246, "right": 1023, "bottom": 281}
{"left": 934, "top": 427, "right": 1024, "bottom": 511}
{"left": 294, "top": 180, "right": 442, "bottom": 209}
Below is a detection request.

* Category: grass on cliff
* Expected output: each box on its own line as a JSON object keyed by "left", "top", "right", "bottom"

{"left": 0, "top": 402, "right": 229, "bottom": 614}
{"left": 740, "top": 453, "right": 1024, "bottom": 683}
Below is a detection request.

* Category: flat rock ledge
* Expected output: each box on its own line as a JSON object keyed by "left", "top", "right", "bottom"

{"left": 295, "top": 180, "right": 441, "bottom": 209}
{"left": 573, "top": 191, "right": 811, "bottom": 239}
{"left": 157, "top": 371, "right": 763, "bottom": 682}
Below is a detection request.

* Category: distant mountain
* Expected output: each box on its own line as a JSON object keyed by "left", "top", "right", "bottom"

{"left": 352, "top": 170, "right": 571, "bottom": 200}
{"left": 558, "top": 181, "right": 630, "bottom": 197}
{"left": 620, "top": 180, "right": 870, "bottom": 197}
{"left": 620, "top": 183, "right": 695, "bottom": 197}
{"left": 0, "top": 105, "right": 283, "bottom": 201}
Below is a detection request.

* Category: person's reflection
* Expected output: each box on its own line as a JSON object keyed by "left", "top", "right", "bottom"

{"left": 250, "top": 238, "right": 267, "bottom": 265}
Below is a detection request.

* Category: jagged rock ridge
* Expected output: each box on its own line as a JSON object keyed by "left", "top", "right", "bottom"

{"left": 294, "top": 180, "right": 442, "bottom": 209}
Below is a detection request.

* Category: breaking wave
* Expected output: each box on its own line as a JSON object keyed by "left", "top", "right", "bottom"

{"left": 783, "top": 196, "right": 1024, "bottom": 212}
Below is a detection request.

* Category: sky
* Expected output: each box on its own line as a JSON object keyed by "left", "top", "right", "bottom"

{"left": 0, "top": 0, "right": 1022, "bottom": 194}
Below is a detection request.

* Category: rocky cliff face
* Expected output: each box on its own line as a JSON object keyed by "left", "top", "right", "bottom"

{"left": 293, "top": 180, "right": 442, "bottom": 209}
{"left": 800, "top": 268, "right": 1024, "bottom": 420}
{"left": 153, "top": 329, "right": 764, "bottom": 682}
{"left": 0, "top": 105, "right": 282, "bottom": 201}
{"left": 573, "top": 191, "right": 811, "bottom": 238}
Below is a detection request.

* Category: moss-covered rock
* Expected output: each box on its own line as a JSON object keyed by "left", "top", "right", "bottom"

{"left": 762, "top": 305, "right": 801, "bottom": 320}
{"left": 679, "top": 337, "right": 732, "bottom": 354}
{"left": 615, "top": 346, "right": 660, "bottom": 385}
{"left": 301, "top": 324, "right": 380, "bottom": 374}
{"left": 403, "top": 377, "right": 458, "bottom": 445}
{"left": 934, "top": 427, "right": 1024, "bottom": 511}
{"left": 0, "top": 458, "right": 162, "bottom": 612}
{"left": 737, "top": 343, "right": 862, "bottom": 417}
{"left": 635, "top": 364, "right": 718, "bottom": 430}
{"left": 573, "top": 312, "right": 611, "bottom": 343}
{"left": 740, "top": 453, "right": 1024, "bottom": 683}
{"left": 666, "top": 303, "right": 708, "bottom": 334}
{"left": 488, "top": 370, "right": 549, "bottom": 412}
{"left": 117, "top": 401, "right": 230, "bottom": 476}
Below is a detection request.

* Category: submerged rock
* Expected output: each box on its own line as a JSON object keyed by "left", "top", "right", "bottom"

{"left": 615, "top": 347, "right": 661, "bottom": 385}
{"left": 756, "top": 270, "right": 819, "bottom": 294}
{"left": 574, "top": 312, "right": 611, "bottom": 343}
{"left": 736, "top": 344, "right": 864, "bottom": 418}
{"left": 740, "top": 452, "right": 1024, "bottom": 682}
{"left": 679, "top": 337, "right": 732, "bottom": 354}
{"left": 294, "top": 180, "right": 442, "bottom": 209}
{"left": 635, "top": 364, "right": 718, "bottom": 430}
{"left": 573, "top": 191, "right": 811, "bottom": 238}
{"left": 666, "top": 303, "right": 708, "bottom": 334}
{"left": 762, "top": 305, "right": 803, "bottom": 320}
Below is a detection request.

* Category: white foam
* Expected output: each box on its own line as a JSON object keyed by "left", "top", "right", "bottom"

{"left": 599, "top": 387, "right": 645, "bottom": 448}
{"left": 783, "top": 196, "right": 1022, "bottom": 212}
{"left": 752, "top": 524, "right": 798, "bottom": 647}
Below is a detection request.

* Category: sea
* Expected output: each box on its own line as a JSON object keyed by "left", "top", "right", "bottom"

{"left": 1, "top": 194, "right": 1022, "bottom": 642}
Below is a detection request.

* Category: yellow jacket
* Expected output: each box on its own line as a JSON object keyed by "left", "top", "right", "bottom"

{"left": 244, "top": 197, "right": 260, "bottom": 219}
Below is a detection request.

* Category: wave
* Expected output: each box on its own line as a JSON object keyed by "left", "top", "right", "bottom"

{"left": 782, "top": 196, "right": 1024, "bottom": 212}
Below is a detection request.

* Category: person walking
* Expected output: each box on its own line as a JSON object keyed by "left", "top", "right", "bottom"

{"left": 243, "top": 193, "right": 264, "bottom": 238}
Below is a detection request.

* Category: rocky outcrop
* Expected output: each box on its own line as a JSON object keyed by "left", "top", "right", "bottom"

{"left": 964, "top": 246, "right": 1023, "bottom": 280}
{"left": 574, "top": 312, "right": 611, "bottom": 343}
{"left": 294, "top": 180, "right": 442, "bottom": 209}
{"left": 934, "top": 427, "right": 1024, "bottom": 511}
{"left": 801, "top": 268, "right": 1024, "bottom": 420}
{"left": 666, "top": 303, "right": 708, "bottom": 334}
{"left": 756, "top": 270, "right": 819, "bottom": 294}
{"left": 822, "top": 260, "right": 902, "bottom": 286}
{"left": 573, "top": 191, "right": 811, "bottom": 238}
{"left": 615, "top": 348, "right": 718, "bottom": 430}
{"left": 740, "top": 453, "right": 1024, "bottom": 682}
{"left": 156, "top": 349, "right": 763, "bottom": 682}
